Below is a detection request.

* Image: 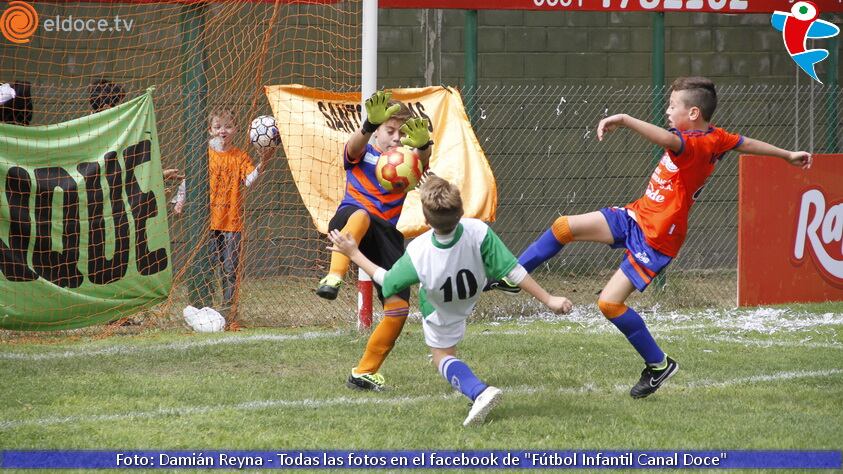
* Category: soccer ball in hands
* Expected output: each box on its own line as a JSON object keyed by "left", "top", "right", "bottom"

{"left": 249, "top": 115, "right": 281, "bottom": 150}
{"left": 376, "top": 146, "right": 424, "bottom": 194}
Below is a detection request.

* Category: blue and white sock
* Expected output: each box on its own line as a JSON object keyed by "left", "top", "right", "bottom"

{"left": 439, "top": 356, "right": 487, "bottom": 401}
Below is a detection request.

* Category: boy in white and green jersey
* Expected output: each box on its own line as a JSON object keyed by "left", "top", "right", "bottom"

{"left": 329, "top": 175, "right": 572, "bottom": 426}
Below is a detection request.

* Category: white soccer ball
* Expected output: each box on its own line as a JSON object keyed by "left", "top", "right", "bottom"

{"left": 249, "top": 115, "right": 281, "bottom": 150}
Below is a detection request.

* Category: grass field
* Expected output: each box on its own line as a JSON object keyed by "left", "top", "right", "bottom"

{"left": 1, "top": 302, "right": 841, "bottom": 469}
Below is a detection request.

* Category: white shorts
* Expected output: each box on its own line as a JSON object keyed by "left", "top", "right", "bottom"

{"left": 422, "top": 317, "right": 466, "bottom": 349}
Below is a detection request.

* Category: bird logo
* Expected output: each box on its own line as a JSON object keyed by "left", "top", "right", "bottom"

{"left": 771, "top": 1, "right": 840, "bottom": 84}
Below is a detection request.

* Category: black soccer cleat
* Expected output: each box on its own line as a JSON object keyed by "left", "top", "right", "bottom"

{"left": 316, "top": 275, "right": 342, "bottom": 300}
{"left": 316, "top": 285, "right": 339, "bottom": 300}
{"left": 484, "top": 277, "right": 521, "bottom": 294}
{"left": 630, "top": 356, "right": 678, "bottom": 399}
{"left": 346, "top": 371, "right": 385, "bottom": 392}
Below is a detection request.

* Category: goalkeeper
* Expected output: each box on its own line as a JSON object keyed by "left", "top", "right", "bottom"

{"left": 317, "top": 90, "right": 433, "bottom": 391}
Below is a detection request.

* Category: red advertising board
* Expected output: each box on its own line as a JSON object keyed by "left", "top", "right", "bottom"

{"left": 738, "top": 154, "right": 843, "bottom": 306}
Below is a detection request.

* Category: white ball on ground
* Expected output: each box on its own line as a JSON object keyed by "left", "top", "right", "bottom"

{"left": 183, "top": 305, "right": 225, "bottom": 333}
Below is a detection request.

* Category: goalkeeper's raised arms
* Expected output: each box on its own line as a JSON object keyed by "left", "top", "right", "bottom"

{"left": 400, "top": 117, "right": 433, "bottom": 150}
{"left": 364, "top": 90, "right": 401, "bottom": 126}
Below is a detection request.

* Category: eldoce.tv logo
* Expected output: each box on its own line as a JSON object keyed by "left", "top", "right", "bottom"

{"left": 1, "top": 1, "right": 135, "bottom": 44}
{"left": 0, "top": 1, "right": 38, "bottom": 44}
{"left": 42, "top": 15, "right": 134, "bottom": 34}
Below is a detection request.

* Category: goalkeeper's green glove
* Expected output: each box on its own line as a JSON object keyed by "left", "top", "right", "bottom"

{"left": 400, "top": 117, "right": 433, "bottom": 150}
{"left": 362, "top": 90, "right": 400, "bottom": 133}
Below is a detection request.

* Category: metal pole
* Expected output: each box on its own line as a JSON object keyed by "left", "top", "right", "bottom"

{"left": 810, "top": 73, "right": 814, "bottom": 153}
{"left": 794, "top": 67, "right": 799, "bottom": 150}
{"left": 651, "top": 11, "right": 667, "bottom": 291}
{"left": 464, "top": 9, "right": 478, "bottom": 127}
{"left": 651, "top": 11, "right": 665, "bottom": 141}
{"left": 180, "top": 4, "right": 213, "bottom": 308}
{"left": 362, "top": 0, "right": 378, "bottom": 114}
{"left": 826, "top": 35, "right": 839, "bottom": 152}
{"left": 358, "top": 0, "right": 379, "bottom": 329}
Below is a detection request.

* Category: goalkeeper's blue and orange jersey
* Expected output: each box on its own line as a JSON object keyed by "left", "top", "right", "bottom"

{"left": 338, "top": 143, "right": 406, "bottom": 226}
{"left": 626, "top": 126, "right": 743, "bottom": 257}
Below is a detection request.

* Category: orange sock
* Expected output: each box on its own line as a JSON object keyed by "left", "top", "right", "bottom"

{"left": 355, "top": 300, "right": 409, "bottom": 374}
{"left": 551, "top": 216, "right": 574, "bottom": 244}
{"left": 329, "top": 210, "right": 370, "bottom": 276}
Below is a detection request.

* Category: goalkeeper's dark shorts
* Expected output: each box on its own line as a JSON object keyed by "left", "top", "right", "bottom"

{"left": 330, "top": 205, "right": 410, "bottom": 303}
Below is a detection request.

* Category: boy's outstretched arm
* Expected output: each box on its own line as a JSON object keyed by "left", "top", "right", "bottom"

{"left": 736, "top": 137, "right": 812, "bottom": 169}
{"left": 258, "top": 145, "right": 275, "bottom": 168}
{"left": 163, "top": 168, "right": 184, "bottom": 181}
{"left": 597, "top": 113, "right": 682, "bottom": 153}
{"left": 328, "top": 229, "right": 384, "bottom": 284}
{"left": 329, "top": 229, "right": 420, "bottom": 297}
{"left": 516, "top": 274, "right": 573, "bottom": 315}
{"left": 244, "top": 147, "right": 275, "bottom": 187}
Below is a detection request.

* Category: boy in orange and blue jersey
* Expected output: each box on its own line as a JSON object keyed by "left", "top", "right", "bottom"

{"left": 490, "top": 76, "right": 812, "bottom": 398}
{"left": 316, "top": 90, "right": 432, "bottom": 391}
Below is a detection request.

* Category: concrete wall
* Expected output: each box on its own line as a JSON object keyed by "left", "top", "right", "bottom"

{"left": 377, "top": 9, "right": 842, "bottom": 87}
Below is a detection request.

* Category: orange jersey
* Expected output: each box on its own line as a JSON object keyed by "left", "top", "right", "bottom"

{"left": 209, "top": 147, "right": 256, "bottom": 232}
{"left": 626, "top": 127, "right": 743, "bottom": 257}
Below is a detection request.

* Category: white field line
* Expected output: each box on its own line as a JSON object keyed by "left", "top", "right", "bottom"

{"left": 0, "top": 326, "right": 707, "bottom": 361}
{"left": 658, "top": 334, "right": 843, "bottom": 350}
{"left": 1, "top": 369, "right": 840, "bottom": 431}
{"left": 702, "top": 334, "right": 843, "bottom": 349}
{"left": 3, "top": 319, "right": 840, "bottom": 362}
{"left": 0, "top": 331, "right": 345, "bottom": 361}
{"left": 682, "top": 369, "right": 843, "bottom": 389}
{"left": 0, "top": 393, "right": 456, "bottom": 430}
{"left": 492, "top": 308, "right": 843, "bottom": 336}
{"left": 482, "top": 323, "right": 713, "bottom": 337}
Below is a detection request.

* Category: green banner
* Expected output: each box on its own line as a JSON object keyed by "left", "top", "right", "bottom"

{"left": 0, "top": 89, "right": 172, "bottom": 330}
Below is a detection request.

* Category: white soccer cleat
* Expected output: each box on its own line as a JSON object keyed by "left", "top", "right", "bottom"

{"left": 463, "top": 386, "right": 502, "bottom": 427}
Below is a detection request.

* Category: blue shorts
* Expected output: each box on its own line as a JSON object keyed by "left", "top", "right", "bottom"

{"left": 599, "top": 207, "right": 673, "bottom": 292}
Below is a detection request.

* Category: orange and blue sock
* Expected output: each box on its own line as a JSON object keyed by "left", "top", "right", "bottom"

{"left": 439, "top": 355, "right": 487, "bottom": 401}
{"left": 519, "top": 216, "right": 573, "bottom": 272}
{"left": 599, "top": 300, "right": 665, "bottom": 366}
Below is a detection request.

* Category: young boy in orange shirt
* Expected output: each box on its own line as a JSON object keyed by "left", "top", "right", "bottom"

{"left": 489, "top": 77, "right": 811, "bottom": 398}
{"left": 174, "top": 109, "right": 273, "bottom": 317}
